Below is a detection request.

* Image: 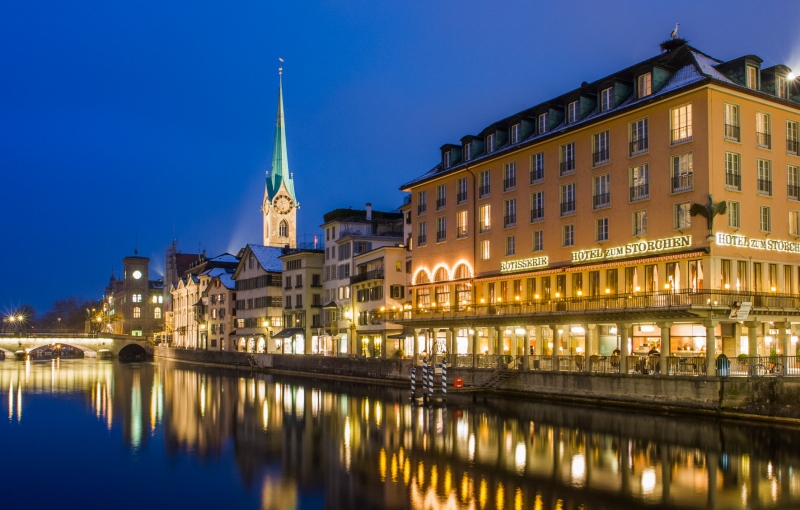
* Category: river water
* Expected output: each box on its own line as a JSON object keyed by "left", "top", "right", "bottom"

{"left": 1, "top": 358, "right": 799, "bottom": 509}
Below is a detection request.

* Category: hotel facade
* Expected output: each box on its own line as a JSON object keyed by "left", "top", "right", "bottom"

{"left": 393, "top": 40, "right": 800, "bottom": 375}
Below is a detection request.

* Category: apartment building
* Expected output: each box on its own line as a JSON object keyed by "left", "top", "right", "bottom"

{"left": 277, "top": 248, "right": 324, "bottom": 354}
{"left": 232, "top": 244, "right": 284, "bottom": 353}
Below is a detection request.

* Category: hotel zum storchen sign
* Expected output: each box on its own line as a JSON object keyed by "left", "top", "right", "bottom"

{"left": 716, "top": 232, "right": 800, "bottom": 253}
{"left": 571, "top": 235, "right": 692, "bottom": 263}
{"left": 500, "top": 256, "right": 549, "bottom": 274}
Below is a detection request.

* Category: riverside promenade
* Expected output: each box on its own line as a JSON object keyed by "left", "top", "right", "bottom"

{"left": 155, "top": 346, "right": 800, "bottom": 422}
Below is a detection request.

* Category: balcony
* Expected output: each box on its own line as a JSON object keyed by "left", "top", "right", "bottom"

{"left": 456, "top": 191, "right": 467, "bottom": 204}
{"left": 671, "top": 127, "right": 692, "bottom": 144}
{"left": 725, "top": 124, "right": 740, "bottom": 141}
{"left": 757, "top": 132, "right": 771, "bottom": 148}
{"left": 436, "top": 231, "right": 446, "bottom": 242}
{"left": 417, "top": 203, "right": 427, "bottom": 215}
{"left": 295, "top": 283, "right": 303, "bottom": 289}
{"left": 788, "top": 139, "right": 800, "bottom": 155}
{"left": 530, "top": 207, "right": 544, "bottom": 223}
{"left": 758, "top": 179, "right": 773, "bottom": 196}
{"left": 629, "top": 184, "right": 649, "bottom": 202}
{"left": 592, "top": 193, "right": 610, "bottom": 210}
{"left": 725, "top": 172, "right": 741, "bottom": 191}
{"left": 789, "top": 184, "right": 800, "bottom": 201}
{"left": 530, "top": 169, "right": 544, "bottom": 184}
{"left": 436, "top": 198, "right": 446, "bottom": 210}
{"left": 560, "top": 201, "right": 575, "bottom": 216}
{"left": 503, "top": 177, "right": 516, "bottom": 191}
{"left": 559, "top": 159, "right": 575, "bottom": 176}
{"left": 671, "top": 173, "right": 694, "bottom": 193}
{"left": 417, "top": 234, "right": 427, "bottom": 246}
{"left": 629, "top": 138, "right": 648, "bottom": 156}
{"left": 592, "top": 149, "right": 609, "bottom": 166}
{"left": 503, "top": 214, "right": 516, "bottom": 228}
{"left": 478, "top": 185, "right": 490, "bottom": 198}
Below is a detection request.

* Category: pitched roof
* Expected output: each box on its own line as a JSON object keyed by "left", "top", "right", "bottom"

{"left": 248, "top": 244, "right": 284, "bottom": 272}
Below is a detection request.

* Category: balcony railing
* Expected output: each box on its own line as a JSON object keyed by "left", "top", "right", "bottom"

{"left": 478, "top": 185, "right": 490, "bottom": 198}
{"left": 457, "top": 226, "right": 467, "bottom": 238}
{"left": 530, "top": 207, "right": 544, "bottom": 222}
{"left": 724, "top": 124, "right": 740, "bottom": 141}
{"left": 350, "top": 269, "right": 384, "bottom": 285}
{"left": 417, "top": 203, "right": 426, "bottom": 215}
{"left": 592, "top": 193, "right": 610, "bottom": 209}
{"left": 630, "top": 184, "right": 649, "bottom": 201}
{"left": 436, "top": 231, "right": 446, "bottom": 242}
{"left": 789, "top": 184, "right": 800, "bottom": 201}
{"left": 456, "top": 191, "right": 467, "bottom": 204}
{"left": 671, "top": 173, "right": 694, "bottom": 193}
{"left": 530, "top": 169, "right": 544, "bottom": 184}
{"left": 560, "top": 159, "right": 576, "bottom": 176}
{"left": 757, "top": 132, "right": 771, "bottom": 148}
{"left": 560, "top": 201, "right": 575, "bottom": 216}
{"left": 592, "top": 149, "right": 609, "bottom": 166}
{"left": 436, "top": 198, "right": 445, "bottom": 210}
{"left": 725, "top": 171, "right": 741, "bottom": 190}
{"left": 629, "top": 138, "right": 648, "bottom": 156}
{"left": 417, "top": 234, "right": 427, "bottom": 245}
{"left": 788, "top": 139, "right": 800, "bottom": 155}
{"left": 503, "top": 214, "right": 516, "bottom": 228}
{"left": 671, "top": 126, "right": 692, "bottom": 144}
{"left": 503, "top": 177, "right": 516, "bottom": 190}
{"left": 758, "top": 179, "right": 773, "bottom": 196}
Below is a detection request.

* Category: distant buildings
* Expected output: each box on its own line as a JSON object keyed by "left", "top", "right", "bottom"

{"left": 105, "top": 252, "right": 164, "bottom": 339}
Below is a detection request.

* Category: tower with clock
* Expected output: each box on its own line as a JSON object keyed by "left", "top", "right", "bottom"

{"left": 262, "top": 69, "right": 299, "bottom": 248}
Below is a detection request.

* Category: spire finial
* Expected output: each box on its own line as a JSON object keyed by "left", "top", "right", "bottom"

{"left": 279, "top": 57, "right": 284, "bottom": 75}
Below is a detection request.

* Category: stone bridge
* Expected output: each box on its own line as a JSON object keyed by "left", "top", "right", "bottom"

{"left": 0, "top": 333, "right": 153, "bottom": 358}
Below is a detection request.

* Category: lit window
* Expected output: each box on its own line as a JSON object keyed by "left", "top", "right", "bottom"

{"left": 746, "top": 65, "right": 758, "bottom": 90}
{"left": 671, "top": 104, "right": 692, "bottom": 143}
{"left": 133, "top": 307, "right": 141, "bottom": 319}
{"left": 480, "top": 240, "right": 490, "bottom": 260}
{"left": 757, "top": 112, "right": 771, "bottom": 148}
{"left": 791, "top": 211, "right": 800, "bottom": 236}
{"left": 132, "top": 294, "right": 142, "bottom": 303}
{"left": 674, "top": 202, "right": 691, "bottom": 229}
{"left": 633, "top": 210, "right": 648, "bottom": 236}
{"left": 479, "top": 204, "right": 491, "bottom": 232}
{"left": 456, "top": 210, "right": 468, "bottom": 238}
{"left": 154, "top": 307, "right": 162, "bottom": 319}
{"left": 724, "top": 103, "right": 740, "bottom": 141}
{"left": 638, "top": 72, "right": 652, "bottom": 97}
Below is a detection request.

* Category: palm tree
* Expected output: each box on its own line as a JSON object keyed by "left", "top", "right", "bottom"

{"left": 689, "top": 194, "right": 727, "bottom": 236}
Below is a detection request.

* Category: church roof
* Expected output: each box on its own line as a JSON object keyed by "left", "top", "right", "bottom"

{"left": 265, "top": 74, "right": 298, "bottom": 204}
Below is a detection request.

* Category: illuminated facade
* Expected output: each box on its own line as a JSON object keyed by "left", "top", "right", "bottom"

{"left": 396, "top": 39, "right": 800, "bottom": 375}
{"left": 232, "top": 244, "right": 284, "bottom": 353}
{"left": 277, "top": 248, "right": 324, "bottom": 354}
{"left": 105, "top": 253, "right": 164, "bottom": 340}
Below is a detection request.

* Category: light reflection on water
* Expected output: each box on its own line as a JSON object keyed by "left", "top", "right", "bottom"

{"left": 1, "top": 358, "right": 800, "bottom": 509}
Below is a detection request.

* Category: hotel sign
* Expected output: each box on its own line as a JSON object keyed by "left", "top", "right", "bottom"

{"left": 500, "top": 256, "right": 549, "bottom": 273}
{"left": 716, "top": 233, "right": 800, "bottom": 253}
{"left": 571, "top": 235, "right": 692, "bottom": 263}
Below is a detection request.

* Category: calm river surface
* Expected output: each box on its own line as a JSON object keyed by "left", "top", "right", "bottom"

{"left": 1, "top": 358, "right": 799, "bottom": 509}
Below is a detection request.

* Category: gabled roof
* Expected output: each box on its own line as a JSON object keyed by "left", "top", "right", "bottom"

{"left": 249, "top": 244, "right": 283, "bottom": 272}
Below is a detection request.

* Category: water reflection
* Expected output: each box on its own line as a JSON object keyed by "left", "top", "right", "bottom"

{"left": 2, "top": 358, "right": 800, "bottom": 509}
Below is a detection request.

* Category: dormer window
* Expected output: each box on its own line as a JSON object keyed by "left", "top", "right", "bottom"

{"left": 600, "top": 87, "right": 613, "bottom": 112}
{"left": 777, "top": 75, "right": 787, "bottom": 98}
{"left": 464, "top": 142, "right": 472, "bottom": 161}
{"left": 538, "top": 113, "right": 549, "bottom": 134}
{"left": 567, "top": 101, "right": 578, "bottom": 124}
{"left": 444, "top": 151, "right": 451, "bottom": 168}
{"left": 747, "top": 66, "right": 758, "bottom": 89}
{"left": 487, "top": 133, "right": 495, "bottom": 153}
{"left": 638, "top": 72, "right": 652, "bottom": 97}
{"left": 510, "top": 123, "right": 521, "bottom": 144}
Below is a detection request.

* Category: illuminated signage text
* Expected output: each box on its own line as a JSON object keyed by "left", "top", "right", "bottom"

{"left": 571, "top": 235, "right": 692, "bottom": 263}
{"left": 500, "top": 256, "right": 549, "bottom": 273}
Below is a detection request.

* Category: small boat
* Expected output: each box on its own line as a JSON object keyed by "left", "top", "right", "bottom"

{"left": 0, "top": 350, "right": 5, "bottom": 361}
{"left": 14, "top": 350, "right": 27, "bottom": 361}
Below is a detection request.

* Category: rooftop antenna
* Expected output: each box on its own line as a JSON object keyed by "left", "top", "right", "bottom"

{"left": 670, "top": 23, "right": 680, "bottom": 40}
{"left": 134, "top": 229, "right": 139, "bottom": 255}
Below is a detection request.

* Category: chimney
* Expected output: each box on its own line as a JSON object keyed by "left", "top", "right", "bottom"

{"left": 366, "top": 203, "right": 373, "bottom": 221}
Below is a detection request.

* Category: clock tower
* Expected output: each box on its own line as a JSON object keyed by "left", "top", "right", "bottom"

{"left": 262, "top": 70, "right": 299, "bottom": 248}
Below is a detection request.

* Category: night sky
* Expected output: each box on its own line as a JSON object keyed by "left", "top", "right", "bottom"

{"left": 2, "top": 0, "right": 799, "bottom": 314}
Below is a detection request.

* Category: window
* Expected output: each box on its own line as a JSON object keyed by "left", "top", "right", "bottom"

{"left": 456, "top": 177, "right": 468, "bottom": 203}
{"left": 132, "top": 330, "right": 142, "bottom": 337}
{"left": 279, "top": 220, "right": 288, "bottom": 237}
{"left": 746, "top": 65, "right": 758, "bottom": 90}
{"left": 505, "top": 236, "right": 516, "bottom": 256}
{"left": 671, "top": 152, "right": 694, "bottom": 192}
{"left": 563, "top": 225, "right": 574, "bottom": 247}
{"left": 777, "top": 75, "right": 787, "bottom": 99}
{"left": 444, "top": 151, "right": 451, "bottom": 168}
{"left": 791, "top": 211, "right": 800, "bottom": 236}
{"left": 560, "top": 142, "right": 575, "bottom": 176}
{"left": 560, "top": 183, "right": 576, "bottom": 216}
{"left": 249, "top": 254, "right": 255, "bottom": 269}
{"left": 417, "top": 221, "right": 427, "bottom": 246}
{"left": 757, "top": 112, "right": 771, "bottom": 148}
{"left": 588, "top": 271, "right": 600, "bottom": 296}
{"left": 530, "top": 191, "right": 544, "bottom": 222}
{"left": 503, "top": 162, "right": 516, "bottom": 190}
{"left": 285, "top": 296, "right": 292, "bottom": 309}
{"left": 633, "top": 210, "right": 648, "bottom": 236}
{"left": 593, "top": 174, "right": 610, "bottom": 209}
{"left": 600, "top": 87, "right": 613, "bottom": 112}
{"left": 630, "top": 118, "right": 648, "bottom": 155}
{"left": 436, "top": 184, "right": 446, "bottom": 210}
{"left": 724, "top": 103, "right": 740, "bottom": 141}
{"left": 593, "top": 131, "right": 610, "bottom": 166}
{"left": 760, "top": 206, "right": 771, "bottom": 232}
{"left": 480, "top": 240, "right": 490, "bottom": 260}
{"left": 511, "top": 123, "right": 521, "bottom": 144}
{"left": 728, "top": 201, "right": 741, "bottom": 228}
{"left": 596, "top": 218, "right": 608, "bottom": 242}
{"left": 417, "top": 191, "right": 427, "bottom": 214}
{"left": 530, "top": 152, "right": 544, "bottom": 183}
{"left": 789, "top": 165, "right": 800, "bottom": 200}
{"left": 567, "top": 101, "right": 578, "bottom": 124}
{"left": 486, "top": 133, "right": 495, "bottom": 153}
{"left": 788, "top": 121, "right": 799, "bottom": 155}
{"left": 479, "top": 170, "right": 490, "bottom": 198}
{"left": 436, "top": 217, "right": 446, "bottom": 242}
{"left": 479, "top": 204, "right": 491, "bottom": 232}
{"left": 532, "top": 230, "right": 543, "bottom": 252}
{"left": 133, "top": 307, "right": 141, "bottom": 319}
{"left": 671, "top": 104, "right": 692, "bottom": 143}
{"left": 638, "top": 72, "right": 652, "bottom": 97}
{"left": 674, "top": 202, "right": 691, "bottom": 229}
{"left": 456, "top": 210, "right": 468, "bottom": 238}
{"left": 295, "top": 294, "right": 303, "bottom": 308}
{"left": 464, "top": 142, "right": 472, "bottom": 162}
{"left": 504, "top": 199, "right": 516, "bottom": 227}
{"left": 725, "top": 152, "right": 741, "bottom": 190}
{"left": 757, "top": 159, "right": 772, "bottom": 196}
{"left": 538, "top": 112, "right": 549, "bottom": 134}
{"left": 629, "top": 164, "right": 649, "bottom": 201}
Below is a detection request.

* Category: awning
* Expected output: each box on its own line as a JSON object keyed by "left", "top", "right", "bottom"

{"left": 272, "top": 328, "right": 305, "bottom": 339}
{"left": 387, "top": 333, "right": 408, "bottom": 339}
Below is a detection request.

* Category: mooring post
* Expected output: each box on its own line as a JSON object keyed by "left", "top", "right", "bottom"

{"left": 441, "top": 357, "right": 447, "bottom": 401}
{"left": 410, "top": 366, "right": 416, "bottom": 399}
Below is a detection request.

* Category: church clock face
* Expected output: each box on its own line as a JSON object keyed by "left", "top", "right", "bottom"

{"left": 273, "top": 195, "right": 293, "bottom": 214}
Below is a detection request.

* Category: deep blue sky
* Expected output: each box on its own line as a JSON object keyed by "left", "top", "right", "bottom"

{"left": 2, "top": 0, "right": 800, "bottom": 314}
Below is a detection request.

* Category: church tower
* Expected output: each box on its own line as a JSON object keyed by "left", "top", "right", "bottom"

{"left": 262, "top": 69, "right": 299, "bottom": 248}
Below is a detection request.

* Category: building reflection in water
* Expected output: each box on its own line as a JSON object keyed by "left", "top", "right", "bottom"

{"left": 3, "top": 358, "right": 800, "bottom": 508}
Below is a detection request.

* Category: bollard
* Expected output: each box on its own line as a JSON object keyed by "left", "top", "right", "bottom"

{"left": 428, "top": 360, "right": 434, "bottom": 398}
{"left": 410, "top": 367, "right": 416, "bottom": 397}
{"left": 422, "top": 359, "right": 428, "bottom": 400}
{"left": 441, "top": 358, "right": 447, "bottom": 400}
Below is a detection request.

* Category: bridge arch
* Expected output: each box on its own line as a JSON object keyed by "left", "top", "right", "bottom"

{"left": 27, "top": 342, "right": 96, "bottom": 358}
{"left": 118, "top": 343, "right": 148, "bottom": 360}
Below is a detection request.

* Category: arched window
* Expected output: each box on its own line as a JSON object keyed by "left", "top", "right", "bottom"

{"left": 133, "top": 307, "right": 141, "bottom": 319}
{"left": 415, "top": 270, "right": 431, "bottom": 285}
{"left": 433, "top": 267, "right": 450, "bottom": 307}
{"left": 154, "top": 307, "right": 162, "bottom": 319}
{"left": 279, "top": 220, "right": 288, "bottom": 237}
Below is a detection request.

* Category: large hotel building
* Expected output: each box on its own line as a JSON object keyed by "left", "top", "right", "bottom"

{"left": 395, "top": 39, "right": 800, "bottom": 375}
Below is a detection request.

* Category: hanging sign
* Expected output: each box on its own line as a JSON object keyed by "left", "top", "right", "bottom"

{"left": 716, "top": 233, "right": 800, "bottom": 253}
{"left": 729, "top": 301, "right": 752, "bottom": 320}
{"left": 571, "top": 235, "right": 692, "bottom": 263}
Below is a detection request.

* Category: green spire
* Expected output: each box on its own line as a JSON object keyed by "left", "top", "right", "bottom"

{"left": 266, "top": 73, "right": 297, "bottom": 203}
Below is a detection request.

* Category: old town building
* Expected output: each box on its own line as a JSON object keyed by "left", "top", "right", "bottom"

{"left": 105, "top": 252, "right": 164, "bottom": 340}
{"left": 232, "top": 244, "right": 284, "bottom": 353}
{"left": 277, "top": 248, "right": 324, "bottom": 354}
